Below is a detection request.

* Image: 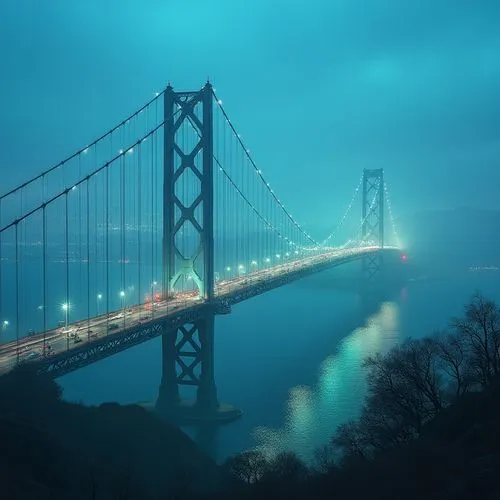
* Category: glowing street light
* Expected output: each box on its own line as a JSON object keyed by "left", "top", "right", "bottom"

{"left": 62, "top": 303, "right": 70, "bottom": 328}
{"left": 97, "top": 293, "right": 103, "bottom": 315}
{"left": 151, "top": 281, "right": 157, "bottom": 318}
{"left": 119, "top": 291, "right": 126, "bottom": 327}
{"left": 62, "top": 303, "right": 70, "bottom": 349}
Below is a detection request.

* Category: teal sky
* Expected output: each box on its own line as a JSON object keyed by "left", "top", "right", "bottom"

{"left": 1, "top": 0, "right": 499, "bottom": 229}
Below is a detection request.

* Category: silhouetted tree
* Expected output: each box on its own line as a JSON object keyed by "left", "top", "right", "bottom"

{"left": 452, "top": 293, "right": 500, "bottom": 387}
{"left": 331, "top": 337, "right": 449, "bottom": 458}
{"left": 331, "top": 420, "right": 367, "bottom": 460}
{"left": 262, "top": 451, "right": 309, "bottom": 483}
{"left": 358, "top": 395, "right": 416, "bottom": 451}
{"left": 311, "top": 443, "right": 337, "bottom": 474}
{"left": 432, "top": 331, "right": 472, "bottom": 398}
{"left": 223, "top": 450, "right": 268, "bottom": 485}
{"left": 360, "top": 339, "right": 444, "bottom": 443}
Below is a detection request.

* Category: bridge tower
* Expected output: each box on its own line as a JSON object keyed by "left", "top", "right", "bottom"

{"left": 362, "top": 168, "right": 384, "bottom": 279}
{"left": 156, "top": 82, "right": 240, "bottom": 423}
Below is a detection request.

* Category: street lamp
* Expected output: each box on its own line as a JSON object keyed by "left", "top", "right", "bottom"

{"left": 62, "top": 303, "right": 69, "bottom": 328}
{"left": 97, "top": 293, "right": 103, "bottom": 316}
{"left": 151, "top": 281, "right": 157, "bottom": 318}
{"left": 1, "top": 319, "right": 8, "bottom": 348}
{"left": 1, "top": 320, "right": 8, "bottom": 339}
{"left": 119, "top": 291, "right": 125, "bottom": 327}
{"left": 62, "top": 303, "right": 70, "bottom": 349}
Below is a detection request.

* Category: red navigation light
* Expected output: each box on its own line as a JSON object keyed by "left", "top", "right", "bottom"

{"left": 401, "top": 254, "right": 408, "bottom": 262}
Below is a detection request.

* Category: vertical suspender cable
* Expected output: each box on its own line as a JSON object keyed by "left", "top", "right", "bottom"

{"left": 106, "top": 163, "right": 109, "bottom": 333}
{"left": 121, "top": 151, "right": 125, "bottom": 320}
{"left": 138, "top": 143, "right": 142, "bottom": 309}
{"left": 150, "top": 129, "right": 154, "bottom": 317}
{"left": 42, "top": 175, "right": 47, "bottom": 349}
{"left": 0, "top": 201, "right": 2, "bottom": 331}
{"left": 15, "top": 222, "right": 19, "bottom": 364}
{"left": 224, "top": 117, "right": 227, "bottom": 282}
{"left": 94, "top": 148, "right": 98, "bottom": 303}
{"left": 154, "top": 100, "right": 158, "bottom": 286}
{"left": 42, "top": 204, "right": 46, "bottom": 352}
{"left": 86, "top": 179, "right": 90, "bottom": 340}
{"left": 78, "top": 155, "right": 83, "bottom": 309}
{"left": 65, "top": 192, "right": 69, "bottom": 350}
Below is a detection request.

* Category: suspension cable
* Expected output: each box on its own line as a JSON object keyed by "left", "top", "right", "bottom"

{"left": 0, "top": 90, "right": 166, "bottom": 201}
{"left": 0, "top": 109, "right": 181, "bottom": 234}
{"left": 183, "top": 113, "right": 307, "bottom": 250}
{"left": 212, "top": 91, "right": 318, "bottom": 246}
{"left": 320, "top": 174, "right": 363, "bottom": 247}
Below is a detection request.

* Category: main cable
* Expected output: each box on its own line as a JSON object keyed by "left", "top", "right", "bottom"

{"left": 212, "top": 91, "right": 318, "bottom": 246}
{"left": 0, "top": 90, "right": 166, "bottom": 202}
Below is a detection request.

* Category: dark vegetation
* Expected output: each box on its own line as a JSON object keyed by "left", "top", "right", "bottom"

{"left": 0, "top": 367, "right": 221, "bottom": 499}
{"left": 2, "top": 293, "right": 500, "bottom": 498}
{"left": 215, "top": 293, "right": 500, "bottom": 499}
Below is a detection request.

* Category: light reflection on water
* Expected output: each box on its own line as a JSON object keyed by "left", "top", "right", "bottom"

{"left": 253, "top": 301, "right": 402, "bottom": 462}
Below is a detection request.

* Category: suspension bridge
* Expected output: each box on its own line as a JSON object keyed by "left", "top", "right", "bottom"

{"left": 0, "top": 82, "right": 403, "bottom": 422}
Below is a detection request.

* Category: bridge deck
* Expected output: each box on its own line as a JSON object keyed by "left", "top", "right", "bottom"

{"left": 0, "top": 246, "right": 398, "bottom": 378}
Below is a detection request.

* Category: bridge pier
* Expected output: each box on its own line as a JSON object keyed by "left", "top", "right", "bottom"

{"left": 156, "top": 311, "right": 242, "bottom": 424}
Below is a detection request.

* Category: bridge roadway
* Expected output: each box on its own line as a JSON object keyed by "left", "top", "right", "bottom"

{"left": 0, "top": 246, "right": 398, "bottom": 378}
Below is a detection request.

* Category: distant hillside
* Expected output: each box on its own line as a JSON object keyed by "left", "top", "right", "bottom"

{"left": 399, "top": 207, "right": 500, "bottom": 268}
{"left": 0, "top": 366, "right": 221, "bottom": 499}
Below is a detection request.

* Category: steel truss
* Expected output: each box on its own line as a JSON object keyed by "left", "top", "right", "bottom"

{"left": 35, "top": 304, "right": 210, "bottom": 378}
{"left": 362, "top": 169, "right": 384, "bottom": 279}
{"left": 157, "top": 311, "right": 218, "bottom": 414}
{"left": 163, "top": 82, "right": 214, "bottom": 301}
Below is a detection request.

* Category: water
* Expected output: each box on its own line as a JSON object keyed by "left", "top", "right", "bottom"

{"left": 58, "top": 263, "right": 500, "bottom": 463}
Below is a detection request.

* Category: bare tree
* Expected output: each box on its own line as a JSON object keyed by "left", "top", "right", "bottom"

{"left": 312, "top": 443, "right": 337, "bottom": 474}
{"left": 358, "top": 395, "right": 418, "bottom": 450}
{"left": 452, "top": 293, "right": 500, "bottom": 387}
{"left": 340, "top": 339, "right": 447, "bottom": 453}
{"left": 264, "top": 451, "right": 309, "bottom": 482}
{"left": 404, "top": 338, "right": 444, "bottom": 412}
{"left": 223, "top": 450, "right": 268, "bottom": 485}
{"left": 432, "top": 331, "right": 472, "bottom": 398}
{"left": 332, "top": 420, "right": 367, "bottom": 459}
{"left": 331, "top": 295, "right": 500, "bottom": 464}
{"left": 364, "top": 340, "right": 444, "bottom": 432}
